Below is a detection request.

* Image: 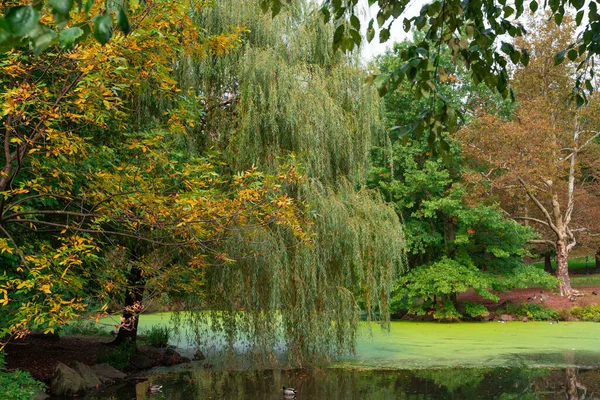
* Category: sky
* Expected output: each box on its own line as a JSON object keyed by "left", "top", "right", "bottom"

{"left": 357, "top": 0, "right": 427, "bottom": 61}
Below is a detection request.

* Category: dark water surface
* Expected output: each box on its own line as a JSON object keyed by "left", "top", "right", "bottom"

{"left": 81, "top": 367, "right": 600, "bottom": 400}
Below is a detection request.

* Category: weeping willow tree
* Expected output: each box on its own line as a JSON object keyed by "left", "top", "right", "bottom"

{"left": 172, "top": 0, "right": 406, "bottom": 366}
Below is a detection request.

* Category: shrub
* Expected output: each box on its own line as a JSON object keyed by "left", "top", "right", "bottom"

{"left": 571, "top": 304, "right": 600, "bottom": 321}
{"left": 464, "top": 301, "right": 490, "bottom": 318}
{"left": 98, "top": 339, "right": 136, "bottom": 370}
{"left": 393, "top": 257, "right": 498, "bottom": 320}
{"left": 503, "top": 302, "right": 558, "bottom": 321}
{"left": 145, "top": 325, "right": 171, "bottom": 348}
{"left": 0, "top": 352, "right": 46, "bottom": 400}
{"left": 557, "top": 308, "right": 571, "bottom": 321}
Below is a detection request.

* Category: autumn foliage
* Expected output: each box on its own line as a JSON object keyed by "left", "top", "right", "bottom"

{"left": 0, "top": 0, "right": 304, "bottom": 343}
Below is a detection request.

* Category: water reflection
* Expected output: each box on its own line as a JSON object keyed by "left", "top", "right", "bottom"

{"left": 79, "top": 366, "right": 600, "bottom": 400}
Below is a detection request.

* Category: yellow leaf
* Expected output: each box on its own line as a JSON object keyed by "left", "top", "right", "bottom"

{"left": 0, "top": 290, "right": 8, "bottom": 306}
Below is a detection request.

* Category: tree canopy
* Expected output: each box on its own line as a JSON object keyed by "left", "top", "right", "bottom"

{"left": 258, "top": 0, "right": 600, "bottom": 153}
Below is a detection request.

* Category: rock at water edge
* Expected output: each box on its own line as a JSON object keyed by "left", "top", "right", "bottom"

{"left": 50, "top": 362, "right": 86, "bottom": 396}
{"left": 71, "top": 361, "right": 102, "bottom": 388}
{"left": 90, "top": 363, "right": 127, "bottom": 383}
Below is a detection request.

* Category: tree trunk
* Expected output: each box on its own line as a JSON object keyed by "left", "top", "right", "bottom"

{"left": 596, "top": 248, "right": 600, "bottom": 270}
{"left": 544, "top": 252, "right": 553, "bottom": 273}
{"left": 565, "top": 368, "right": 579, "bottom": 400}
{"left": 112, "top": 264, "right": 145, "bottom": 345}
{"left": 556, "top": 240, "right": 573, "bottom": 296}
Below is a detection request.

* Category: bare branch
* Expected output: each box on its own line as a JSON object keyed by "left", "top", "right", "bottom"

{"left": 513, "top": 216, "right": 550, "bottom": 227}
{"left": 517, "top": 177, "right": 561, "bottom": 236}
{"left": 527, "top": 239, "right": 555, "bottom": 246}
{"left": 566, "top": 227, "right": 577, "bottom": 252}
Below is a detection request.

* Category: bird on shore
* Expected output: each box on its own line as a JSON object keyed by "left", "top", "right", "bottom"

{"left": 283, "top": 386, "right": 297, "bottom": 396}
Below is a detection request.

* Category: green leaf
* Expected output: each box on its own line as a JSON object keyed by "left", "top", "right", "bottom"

{"left": 366, "top": 19, "right": 375, "bottom": 42}
{"left": 93, "top": 14, "right": 112, "bottom": 45}
{"left": 376, "top": 10, "right": 386, "bottom": 27}
{"left": 380, "top": 28, "right": 390, "bottom": 42}
{"left": 567, "top": 48, "right": 578, "bottom": 61}
{"left": 554, "top": 13, "right": 563, "bottom": 25}
{"left": 514, "top": 0, "right": 524, "bottom": 16}
{"left": 271, "top": 0, "right": 281, "bottom": 18}
{"left": 503, "top": 6, "right": 514, "bottom": 17}
{"left": 554, "top": 49, "right": 566, "bottom": 65}
{"left": 571, "top": 0, "right": 584, "bottom": 10}
{"left": 521, "top": 48, "right": 530, "bottom": 66}
{"left": 59, "top": 26, "right": 84, "bottom": 47}
{"left": 117, "top": 7, "right": 131, "bottom": 35}
{"left": 29, "top": 25, "right": 58, "bottom": 55}
{"left": 350, "top": 15, "right": 360, "bottom": 30}
{"left": 403, "top": 18, "right": 411, "bottom": 33}
{"left": 84, "top": 0, "right": 94, "bottom": 15}
{"left": 529, "top": 0, "right": 538, "bottom": 12}
{"left": 49, "top": 0, "right": 74, "bottom": 16}
{"left": 349, "top": 29, "right": 361, "bottom": 45}
{"left": 5, "top": 6, "right": 39, "bottom": 36}
{"left": 576, "top": 10, "right": 584, "bottom": 25}
{"left": 333, "top": 24, "right": 344, "bottom": 45}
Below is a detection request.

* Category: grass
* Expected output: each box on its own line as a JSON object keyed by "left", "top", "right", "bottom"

{"left": 532, "top": 256, "right": 596, "bottom": 270}
{"left": 571, "top": 275, "right": 600, "bottom": 287}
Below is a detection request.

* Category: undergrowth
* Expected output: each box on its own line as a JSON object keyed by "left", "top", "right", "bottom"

{"left": 0, "top": 352, "right": 45, "bottom": 400}
{"left": 502, "top": 302, "right": 559, "bottom": 321}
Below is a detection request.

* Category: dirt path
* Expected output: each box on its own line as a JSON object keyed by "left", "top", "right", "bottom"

{"left": 458, "top": 286, "right": 600, "bottom": 311}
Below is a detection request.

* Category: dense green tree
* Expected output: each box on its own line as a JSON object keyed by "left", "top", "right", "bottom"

{"left": 369, "top": 38, "right": 554, "bottom": 319}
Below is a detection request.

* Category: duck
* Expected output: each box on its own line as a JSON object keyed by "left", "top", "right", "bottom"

{"left": 283, "top": 386, "right": 297, "bottom": 396}
{"left": 148, "top": 383, "right": 163, "bottom": 394}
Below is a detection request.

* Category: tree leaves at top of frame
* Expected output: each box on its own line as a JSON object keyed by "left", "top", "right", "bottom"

{"left": 260, "top": 0, "right": 600, "bottom": 154}
{"left": 0, "top": 0, "right": 132, "bottom": 53}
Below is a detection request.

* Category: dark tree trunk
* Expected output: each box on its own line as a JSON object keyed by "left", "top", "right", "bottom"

{"left": 596, "top": 248, "right": 600, "bottom": 270}
{"left": 112, "top": 264, "right": 145, "bottom": 345}
{"left": 544, "top": 252, "right": 553, "bottom": 273}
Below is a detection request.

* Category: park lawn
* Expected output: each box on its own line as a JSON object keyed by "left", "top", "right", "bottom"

{"left": 533, "top": 256, "right": 595, "bottom": 271}
{"left": 571, "top": 275, "right": 600, "bottom": 287}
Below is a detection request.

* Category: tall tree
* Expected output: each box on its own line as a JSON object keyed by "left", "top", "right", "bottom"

{"left": 458, "top": 16, "right": 600, "bottom": 296}
{"left": 368, "top": 38, "right": 551, "bottom": 320}
{"left": 0, "top": 0, "right": 304, "bottom": 345}
{"left": 183, "top": 0, "right": 406, "bottom": 364}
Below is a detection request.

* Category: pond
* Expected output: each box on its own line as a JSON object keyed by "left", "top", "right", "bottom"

{"left": 100, "top": 315, "right": 600, "bottom": 368}
{"left": 83, "top": 316, "right": 600, "bottom": 399}
{"left": 83, "top": 367, "right": 598, "bottom": 399}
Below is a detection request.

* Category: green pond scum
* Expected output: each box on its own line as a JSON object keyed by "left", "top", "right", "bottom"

{"left": 97, "top": 315, "right": 600, "bottom": 369}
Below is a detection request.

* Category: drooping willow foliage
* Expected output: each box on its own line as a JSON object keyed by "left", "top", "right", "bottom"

{"left": 173, "top": 0, "right": 406, "bottom": 365}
